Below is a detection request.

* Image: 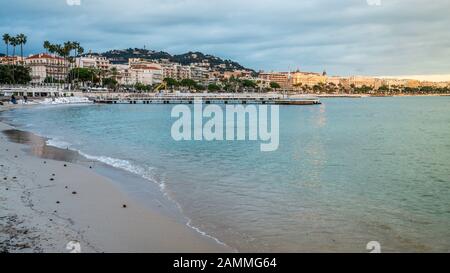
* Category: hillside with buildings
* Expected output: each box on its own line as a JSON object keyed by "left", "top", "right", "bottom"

{"left": 101, "top": 48, "right": 249, "bottom": 72}
{"left": 1, "top": 37, "right": 449, "bottom": 95}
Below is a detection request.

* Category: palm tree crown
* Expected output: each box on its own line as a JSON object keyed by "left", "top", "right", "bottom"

{"left": 16, "top": 34, "right": 27, "bottom": 64}
{"left": 10, "top": 37, "right": 18, "bottom": 57}
{"left": 2, "top": 33, "right": 11, "bottom": 57}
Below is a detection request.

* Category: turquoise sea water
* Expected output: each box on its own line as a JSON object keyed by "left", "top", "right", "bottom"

{"left": 3, "top": 97, "right": 450, "bottom": 252}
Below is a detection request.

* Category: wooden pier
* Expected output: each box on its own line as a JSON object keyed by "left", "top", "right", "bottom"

{"left": 93, "top": 96, "right": 321, "bottom": 106}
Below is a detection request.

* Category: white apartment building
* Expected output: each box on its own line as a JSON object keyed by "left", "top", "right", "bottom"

{"left": 177, "top": 65, "right": 192, "bottom": 80}
{"left": 161, "top": 63, "right": 192, "bottom": 80}
{"left": 76, "top": 54, "right": 110, "bottom": 71}
{"left": 190, "top": 65, "right": 209, "bottom": 82}
{"left": 114, "top": 60, "right": 163, "bottom": 86}
{"left": 130, "top": 65, "right": 163, "bottom": 85}
{"left": 109, "top": 64, "right": 130, "bottom": 85}
{"left": 161, "top": 63, "right": 178, "bottom": 79}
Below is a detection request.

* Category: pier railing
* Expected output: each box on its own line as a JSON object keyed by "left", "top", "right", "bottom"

{"left": 91, "top": 93, "right": 321, "bottom": 106}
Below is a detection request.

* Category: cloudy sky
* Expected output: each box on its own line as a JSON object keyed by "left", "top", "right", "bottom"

{"left": 1, "top": 0, "right": 450, "bottom": 76}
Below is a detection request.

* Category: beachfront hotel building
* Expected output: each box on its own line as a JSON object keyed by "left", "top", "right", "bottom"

{"left": 222, "top": 70, "right": 253, "bottom": 80}
{"left": 161, "top": 63, "right": 177, "bottom": 79}
{"left": 75, "top": 54, "right": 111, "bottom": 72}
{"left": 291, "top": 72, "right": 327, "bottom": 87}
{"left": 25, "top": 53, "right": 69, "bottom": 84}
{"left": 257, "top": 71, "right": 329, "bottom": 89}
{"left": 256, "top": 70, "right": 436, "bottom": 91}
{"left": 130, "top": 65, "right": 163, "bottom": 85}
{"left": 113, "top": 59, "right": 163, "bottom": 86}
{"left": 259, "top": 72, "right": 290, "bottom": 88}
{"left": 160, "top": 62, "right": 192, "bottom": 81}
{"left": 326, "top": 76, "right": 342, "bottom": 86}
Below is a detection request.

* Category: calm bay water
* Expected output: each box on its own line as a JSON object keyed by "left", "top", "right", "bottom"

{"left": 3, "top": 97, "right": 450, "bottom": 252}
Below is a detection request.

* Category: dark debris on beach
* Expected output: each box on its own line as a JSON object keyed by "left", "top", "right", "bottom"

{"left": 0, "top": 215, "right": 43, "bottom": 253}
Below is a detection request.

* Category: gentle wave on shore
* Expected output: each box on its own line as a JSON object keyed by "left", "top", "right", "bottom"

{"left": 49, "top": 141, "right": 230, "bottom": 248}
{"left": 0, "top": 124, "right": 228, "bottom": 252}
{"left": 2, "top": 124, "right": 229, "bottom": 250}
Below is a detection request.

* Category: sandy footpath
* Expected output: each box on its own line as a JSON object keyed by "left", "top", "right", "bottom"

{"left": 0, "top": 106, "right": 229, "bottom": 253}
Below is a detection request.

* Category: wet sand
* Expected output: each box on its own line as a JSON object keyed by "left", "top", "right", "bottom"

{"left": 0, "top": 112, "right": 230, "bottom": 252}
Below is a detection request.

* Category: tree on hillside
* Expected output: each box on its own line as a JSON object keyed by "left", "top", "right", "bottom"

{"left": 196, "top": 84, "right": 206, "bottom": 91}
{"left": 180, "top": 79, "right": 198, "bottom": 90}
{"left": 134, "top": 82, "right": 150, "bottom": 92}
{"left": 242, "top": 79, "right": 257, "bottom": 89}
{"left": 102, "top": 77, "right": 118, "bottom": 89}
{"left": 270, "top": 82, "right": 281, "bottom": 89}
{"left": 378, "top": 85, "right": 389, "bottom": 93}
{"left": 208, "top": 83, "right": 221, "bottom": 92}
{"left": 164, "top": 77, "right": 179, "bottom": 88}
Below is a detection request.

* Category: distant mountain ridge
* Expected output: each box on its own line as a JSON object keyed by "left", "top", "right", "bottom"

{"left": 99, "top": 48, "right": 252, "bottom": 72}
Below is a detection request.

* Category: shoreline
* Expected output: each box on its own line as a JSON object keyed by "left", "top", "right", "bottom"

{"left": 0, "top": 105, "right": 231, "bottom": 253}
{"left": 2, "top": 96, "right": 449, "bottom": 253}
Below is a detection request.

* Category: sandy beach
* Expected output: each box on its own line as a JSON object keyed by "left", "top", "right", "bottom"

{"left": 0, "top": 105, "right": 229, "bottom": 253}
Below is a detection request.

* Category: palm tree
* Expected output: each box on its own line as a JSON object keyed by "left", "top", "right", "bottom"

{"left": 75, "top": 44, "right": 84, "bottom": 85}
{"left": 17, "top": 34, "right": 27, "bottom": 65}
{"left": 2, "top": 34, "right": 10, "bottom": 58}
{"left": 46, "top": 43, "right": 60, "bottom": 85}
{"left": 109, "top": 67, "right": 119, "bottom": 91}
{"left": 70, "top": 41, "right": 82, "bottom": 85}
{"left": 96, "top": 68, "right": 107, "bottom": 86}
{"left": 10, "top": 37, "right": 18, "bottom": 58}
{"left": 65, "top": 42, "right": 75, "bottom": 84}
{"left": 63, "top": 41, "right": 78, "bottom": 86}
{"left": 57, "top": 44, "right": 69, "bottom": 87}
{"left": 40, "top": 40, "right": 85, "bottom": 88}
{"left": 77, "top": 44, "right": 84, "bottom": 56}
{"left": 49, "top": 44, "right": 63, "bottom": 86}
{"left": 48, "top": 44, "right": 59, "bottom": 56}
{"left": 8, "top": 37, "right": 19, "bottom": 84}
{"left": 43, "top": 40, "right": 51, "bottom": 54}
{"left": 110, "top": 67, "right": 118, "bottom": 80}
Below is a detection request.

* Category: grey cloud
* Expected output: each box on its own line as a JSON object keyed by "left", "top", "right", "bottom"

{"left": 1, "top": 0, "right": 449, "bottom": 75}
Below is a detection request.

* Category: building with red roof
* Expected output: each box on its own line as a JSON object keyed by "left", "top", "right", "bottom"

{"left": 25, "top": 53, "right": 70, "bottom": 84}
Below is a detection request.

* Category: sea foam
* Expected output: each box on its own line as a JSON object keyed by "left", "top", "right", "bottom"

{"left": 39, "top": 97, "right": 92, "bottom": 105}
